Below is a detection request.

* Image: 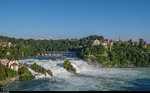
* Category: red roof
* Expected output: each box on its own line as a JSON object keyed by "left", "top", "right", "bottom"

{"left": 0, "top": 41, "right": 11, "bottom": 45}
{"left": 144, "top": 43, "right": 147, "bottom": 47}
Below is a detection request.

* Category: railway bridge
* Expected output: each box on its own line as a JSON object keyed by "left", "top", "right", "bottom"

{"left": 38, "top": 51, "right": 76, "bottom": 57}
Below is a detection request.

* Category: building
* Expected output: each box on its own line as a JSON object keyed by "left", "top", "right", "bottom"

{"left": 144, "top": 43, "right": 147, "bottom": 48}
{"left": 93, "top": 39, "right": 100, "bottom": 45}
{"left": 10, "top": 63, "right": 19, "bottom": 71}
{"left": 119, "top": 40, "right": 123, "bottom": 44}
{"left": 8, "top": 58, "right": 19, "bottom": 71}
{"left": 132, "top": 42, "right": 139, "bottom": 46}
{"left": 0, "top": 41, "right": 12, "bottom": 47}
{"left": 0, "top": 58, "right": 9, "bottom": 66}
{"left": 93, "top": 39, "right": 113, "bottom": 51}
{"left": 110, "top": 41, "right": 113, "bottom": 46}
{"left": 101, "top": 39, "right": 109, "bottom": 46}
{"left": 93, "top": 39, "right": 113, "bottom": 47}
{"left": 0, "top": 58, "right": 19, "bottom": 71}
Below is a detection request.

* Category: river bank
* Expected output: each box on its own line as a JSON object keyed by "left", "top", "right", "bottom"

{"left": 0, "top": 76, "right": 19, "bottom": 87}
{"left": 0, "top": 60, "right": 53, "bottom": 88}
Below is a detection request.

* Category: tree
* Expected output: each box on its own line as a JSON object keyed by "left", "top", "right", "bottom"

{"left": 0, "top": 64, "right": 6, "bottom": 81}
{"left": 139, "top": 38, "right": 145, "bottom": 48}
{"left": 129, "top": 38, "right": 132, "bottom": 45}
{"left": 0, "top": 63, "right": 18, "bottom": 81}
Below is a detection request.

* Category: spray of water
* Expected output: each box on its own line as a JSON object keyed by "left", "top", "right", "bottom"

{"left": 19, "top": 56, "right": 141, "bottom": 79}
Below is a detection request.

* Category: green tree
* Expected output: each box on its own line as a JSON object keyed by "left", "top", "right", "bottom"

{"left": 139, "top": 38, "right": 145, "bottom": 48}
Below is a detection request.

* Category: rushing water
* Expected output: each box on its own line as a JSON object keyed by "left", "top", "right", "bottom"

{"left": 2, "top": 56, "right": 150, "bottom": 91}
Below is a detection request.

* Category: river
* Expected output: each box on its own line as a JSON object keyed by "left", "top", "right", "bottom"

{"left": 2, "top": 56, "right": 150, "bottom": 91}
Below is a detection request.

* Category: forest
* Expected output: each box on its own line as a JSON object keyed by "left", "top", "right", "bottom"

{"left": 0, "top": 35, "right": 150, "bottom": 67}
{"left": 0, "top": 35, "right": 102, "bottom": 60}
{"left": 80, "top": 39, "right": 150, "bottom": 67}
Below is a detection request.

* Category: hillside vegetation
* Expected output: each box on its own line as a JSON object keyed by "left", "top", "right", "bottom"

{"left": 0, "top": 35, "right": 103, "bottom": 60}
{"left": 0, "top": 63, "right": 18, "bottom": 81}
{"left": 19, "top": 66, "right": 35, "bottom": 81}
{"left": 0, "top": 35, "right": 150, "bottom": 67}
{"left": 79, "top": 39, "right": 150, "bottom": 67}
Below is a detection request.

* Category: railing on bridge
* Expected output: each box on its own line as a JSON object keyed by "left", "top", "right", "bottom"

{"left": 38, "top": 51, "right": 77, "bottom": 57}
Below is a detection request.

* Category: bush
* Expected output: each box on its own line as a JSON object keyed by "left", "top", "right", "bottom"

{"left": 19, "top": 71, "right": 35, "bottom": 81}
{"left": 20, "top": 66, "right": 28, "bottom": 75}
{"left": 24, "top": 63, "right": 29, "bottom": 67}
{"left": 19, "top": 66, "right": 35, "bottom": 81}
{"left": 6, "top": 68, "right": 18, "bottom": 77}
{"left": 63, "top": 60, "right": 76, "bottom": 73}
{"left": 0, "top": 63, "right": 18, "bottom": 81}
{"left": 31, "top": 63, "right": 46, "bottom": 74}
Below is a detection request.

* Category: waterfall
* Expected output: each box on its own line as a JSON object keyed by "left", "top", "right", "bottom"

{"left": 19, "top": 56, "right": 100, "bottom": 78}
{"left": 3, "top": 56, "right": 148, "bottom": 91}
{"left": 19, "top": 56, "right": 140, "bottom": 79}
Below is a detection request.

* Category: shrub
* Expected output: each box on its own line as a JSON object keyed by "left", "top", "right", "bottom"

{"left": 31, "top": 63, "right": 46, "bottom": 74}
{"left": 19, "top": 66, "right": 35, "bottom": 81}
{"left": 0, "top": 63, "right": 18, "bottom": 81}
{"left": 24, "top": 63, "right": 29, "bottom": 67}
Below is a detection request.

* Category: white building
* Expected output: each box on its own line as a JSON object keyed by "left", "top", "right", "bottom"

{"left": 10, "top": 63, "right": 19, "bottom": 71}
{"left": 93, "top": 39, "right": 113, "bottom": 47}
{"left": 0, "top": 58, "right": 9, "bottom": 66}
{"left": 0, "top": 41, "right": 12, "bottom": 47}
{"left": 93, "top": 39, "right": 100, "bottom": 45}
{"left": 0, "top": 58, "right": 19, "bottom": 71}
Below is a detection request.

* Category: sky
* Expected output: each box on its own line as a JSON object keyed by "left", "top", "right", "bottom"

{"left": 0, "top": 0, "right": 150, "bottom": 42}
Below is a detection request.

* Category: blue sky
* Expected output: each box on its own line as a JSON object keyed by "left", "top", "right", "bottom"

{"left": 0, "top": 0, "right": 150, "bottom": 42}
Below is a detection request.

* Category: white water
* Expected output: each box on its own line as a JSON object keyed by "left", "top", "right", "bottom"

{"left": 19, "top": 58, "right": 73, "bottom": 78}
{"left": 19, "top": 57, "right": 102, "bottom": 78}
{"left": 27, "top": 67, "right": 51, "bottom": 78}
{"left": 2, "top": 56, "right": 150, "bottom": 91}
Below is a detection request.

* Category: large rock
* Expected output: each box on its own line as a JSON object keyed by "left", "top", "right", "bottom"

{"left": 47, "top": 70, "right": 53, "bottom": 76}
{"left": 63, "top": 60, "right": 76, "bottom": 73}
